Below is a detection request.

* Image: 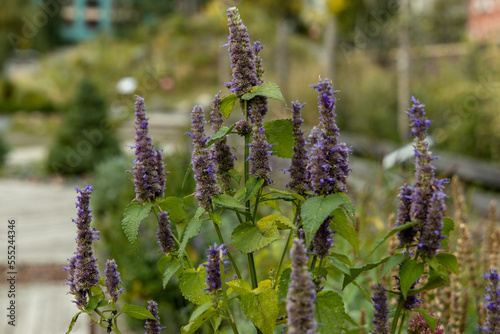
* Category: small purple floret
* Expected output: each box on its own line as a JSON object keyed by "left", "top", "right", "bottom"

{"left": 371, "top": 283, "right": 390, "bottom": 334}
{"left": 157, "top": 211, "right": 175, "bottom": 254}
{"left": 105, "top": 259, "right": 123, "bottom": 303}
{"left": 481, "top": 269, "right": 500, "bottom": 333}
{"left": 145, "top": 300, "right": 165, "bottom": 334}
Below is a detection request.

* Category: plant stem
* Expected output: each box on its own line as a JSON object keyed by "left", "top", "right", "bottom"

{"left": 309, "top": 255, "right": 317, "bottom": 271}
{"left": 220, "top": 255, "right": 240, "bottom": 334}
{"left": 213, "top": 221, "right": 242, "bottom": 279}
{"left": 273, "top": 229, "right": 293, "bottom": 289}
{"left": 390, "top": 297, "right": 404, "bottom": 334}
{"left": 248, "top": 253, "right": 258, "bottom": 289}
{"left": 397, "top": 312, "right": 406, "bottom": 334}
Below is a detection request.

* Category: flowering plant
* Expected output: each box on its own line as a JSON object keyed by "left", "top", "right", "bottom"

{"left": 64, "top": 6, "right": 462, "bottom": 334}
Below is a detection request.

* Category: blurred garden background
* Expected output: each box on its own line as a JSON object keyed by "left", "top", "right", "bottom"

{"left": 0, "top": 0, "right": 500, "bottom": 333}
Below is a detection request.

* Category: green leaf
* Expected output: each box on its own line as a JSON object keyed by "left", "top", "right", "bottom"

{"left": 277, "top": 268, "right": 291, "bottom": 302}
{"left": 85, "top": 294, "right": 101, "bottom": 314}
{"left": 414, "top": 308, "right": 439, "bottom": 331}
{"left": 182, "top": 163, "right": 193, "bottom": 190}
{"left": 239, "top": 286, "right": 279, "bottom": 334}
{"left": 302, "top": 194, "right": 344, "bottom": 247}
{"left": 241, "top": 82, "right": 286, "bottom": 104}
{"left": 315, "top": 291, "right": 345, "bottom": 334}
{"left": 412, "top": 269, "right": 449, "bottom": 294}
{"left": 157, "top": 255, "right": 170, "bottom": 274}
{"left": 226, "top": 279, "right": 252, "bottom": 295}
{"left": 212, "top": 194, "right": 246, "bottom": 211}
{"left": 268, "top": 187, "right": 306, "bottom": 202}
{"left": 157, "top": 196, "right": 188, "bottom": 224}
{"left": 259, "top": 198, "right": 282, "bottom": 213}
{"left": 209, "top": 212, "right": 222, "bottom": 226}
{"left": 181, "top": 302, "right": 216, "bottom": 334}
{"left": 206, "top": 125, "right": 235, "bottom": 147}
{"left": 179, "top": 266, "right": 211, "bottom": 305}
{"left": 122, "top": 304, "right": 157, "bottom": 320}
{"left": 258, "top": 214, "right": 294, "bottom": 230}
{"left": 330, "top": 252, "right": 352, "bottom": 266}
{"left": 342, "top": 256, "right": 391, "bottom": 289}
{"left": 263, "top": 119, "right": 294, "bottom": 158}
{"left": 178, "top": 207, "right": 204, "bottom": 255}
{"left": 380, "top": 253, "right": 406, "bottom": 278}
{"left": 231, "top": 221, "right": 281, "bottom": 253}
{"left": 339, "top": 193, "right": 355, "bottom": 222}
{"left": 441, "top": 217, "right": 455, "bottom": 250}
{"left": 228, "top": 169, "right": 242, "bottom": 184}
{"left": 220, "top": 94, "right": 238, "bottom": 118}
{"left": 328, "top": 256, "right": 351, "bottom": 275}
{"left": 435, "top": 253, "right": 459, "bottom": 275}
{"left": 122, "top": 202, "right": 153, "bottom": 249}
{"left": 163, "top": 258, "right": 182, "bottom": 288}
{"left": 399, "top": 260, "right": 424, "bottom": 298}
{"left": 369, "top": 222, "right": 416, "bottom": 255}
{"left": 331, "top": 208, "right": 359, "bottom": 255}
{"left": 243, "top": 177, "right": 265, "bottom": 202}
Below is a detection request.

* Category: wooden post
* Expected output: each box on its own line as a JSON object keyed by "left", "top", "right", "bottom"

{"left": 397, "top": 0, "right": 411, "bottom": 140}
{"left": 325, "top": 15, "right": 338, "bottom": 84}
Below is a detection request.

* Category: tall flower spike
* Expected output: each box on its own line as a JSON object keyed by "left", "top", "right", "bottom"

{"left": 287, "top": 238, "right": 317, "bottom": 334}
{"left": 249, "top": 121, "right": 273, "bottom": 185}
{"left": 310, "top": 217, "right": 333, "bottom": 259}
{"left": 190, "top": 105, "right": 221, "bottom": 211}
{"left": 145, "top": 300, "right": 165, "bottom": 334}
{"left": 396, "top": 182, "right": 417, "bottom": 247}
{"left": 371, "top": 283, "right": 390, "bottom": 334}
{"left": 418, "top": 179, "right": 446, "bottom": 258}
{"left": 65, "top": 185, "right": 99, "bottom": 308}
{"left": 204, "top": 243, "right": 227, "bottom": 293}
{"left": 210, "top": 92, "right": 235, "bottom": 192}
{"left": 481, "top": 269, "right": 500, "bottom": 334}
{"left": 311, "top": 78, "right": 339, "bottom": 139}
{"left": 288, "top": 101, "right": 309, "bottom": 195}
{"left": 226, "top": 7, "right": 259, "bottom": 98}
{"left": 157, "top": 211, "right": 175, "bottom": 254}
{"left": 132, "top": 96, "right": 165, "bottom": 203}
{"left": 105, "top": 259, "right": 123, "bottom": 303}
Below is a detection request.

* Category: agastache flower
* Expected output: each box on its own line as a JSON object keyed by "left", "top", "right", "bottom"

{"left": 418, "top": 179, "right": 446, "bottom": 258}
{"left": 65, "top": 185, "right": 99, "bottom": 308}
{"left": 190, "top": 105, "right": 221, "bottom": 211}
{"left": 396, "top": 182, "right": 417, "bottom": 247}
{"left": 226, "top": 7, "right": 259, "bottom": 98}
{"left": 210, "top": 92, "right": 235, "bottom": 192}
{"left": 105, "top": 259, "right": 123, "bottom": 303}
{"left": 145, "top": 300, "right": 165, "bottom": 334}
{"left": 287, "top": 238, "right": 317, "bottom": 334}
{"left": 204, "top": 243, "right": 227, "bottom": 293}
{"left": 310, "top": 217, "right": 333, "bottom": 259}
{"left": 288, "top": 101, "right": 309, "bottom": 195}
{"left": 481, "top": 269, "right": 500, "bottom": 334}
{"left": 132, "top": 96, "right": 165, "bottom": 203}
{"left": 311, "top": 78, "right": 340, "bottom": 138}
{"left": 156, "top": 211, "right": 175, "bottom": 254}
{"left": 249, "top": 123, "right": 273, "bottom": 186}
{"left": 371, "top": 283, "right": 390, "bottom": 334}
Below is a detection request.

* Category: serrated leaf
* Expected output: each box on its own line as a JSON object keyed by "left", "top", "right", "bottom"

{"left": 178, "top": 207, "right": 204, "bottom": 255}
{"left": 441, "top": 217, "right": 455, "bottom": 250}
{"left": 414, "top": 308, "right": 439, "bottom": 331}
{"left": 239, "top": 286, "right": 279, "bottom": 334}
{"left": 241, "top": 82, "right": 286, "bottom": 104}
{"left": 157, "top": 196, "right": 188, "bottom": 224}
{"left": 435, "top": 253, "right": 459, "bottom": 275}
{"left": 277, "top": 268, "right": 291, "bottom": 302}
{"left": 122, "top": 202, "right": 153, "bottom": 249}
{"left": 206, "top": 125, "right": 235, "bottom": 147}
{"left": 399, "top": 260, "right": 424, "bottom": 298}
{"left": 122, "top": 304, "right": 157, "bottom": 320}
{"left": 260, "top": 198, "right": 281, "bottom": 213}
{"left": 315, "top": 291, "right": 345, "bottom": 334}
{"left": 209, "top": 212, "right": 222, "bottom": 226}
{"left": 228, "top": 169, "right": 241, "bottom": 184}
{"left": 258, "top": 214, "right": 294, "bottom": 230}
{"left": 268, "top": 188, "right": 306, "bottom": 202}
{"left": 339, "top": 193, "right": 355, "bottom": 222}
{"left": 380, "top": 253, "right": 406, "bottom": 278}
{"left": 179, "top": 266, "right": 211, "bottom": 305}
{"left": 226, "top": 279, "right": 252, "bottom": 295}
{"left": 212, "top": 194, "right": 246, "bottom": 211}
{"left": 369, "top": 221, "right": 416, "bottom": 255}
{"left": 330, "top": 252, "right": 352, "bottom": 266}
{"left": 157, "top": 255, "right": 171, "bottom": 274}
{"left": 163, "top": 258, "right": 182, "bottom": 288}
{"left": 85, "top": 294, "right": 101, "bottom": 314}
{"left": 263, "top": 119, "right": 294, "bottom": 158}
{"left": 220, "top": 94, "right": 238, "bottom": 118}
{"left": 181, "top": 302, "right": 216, "bottom": 334}
{"left": 331, "top": 208, "right": 359, "bottom": 255}
{"left": 302, "top": 194, "right": 344, "bottom": 247}
{"left": 231, "top": 221, "right": 281, "bottom": 253}
{"left": 412, "top": 270, "right": 449, "bottom": 294}
{"left": 328, "top": 256, "right": 351, "bottom": 275}
{"left": 244, "top": 177, "right": 265, "bottom": 202}
{"left": 342, "top": 256, "right": 391, "bottom": 289}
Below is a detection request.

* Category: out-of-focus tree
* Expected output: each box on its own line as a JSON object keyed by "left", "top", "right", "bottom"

{"left": 425, "top": 0, "right": 467, "bottom": 44}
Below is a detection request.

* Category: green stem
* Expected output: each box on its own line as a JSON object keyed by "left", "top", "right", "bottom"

{"left": 309, "top": 255, "right": 317, "bottom": 271}
{"left": 252, "top": 189, "right": 262, "bottom": 223}
{"left": 213, "top": 221, "right": 242, "bottom": 279}
{"left": 273, "top": 229, "right": 293, "bottom": 289}
{"left": 390, "top": 297, "right": 404, "bottom": 334}
{"left": 220, "top": 256, "right": 240, "bottom": 334}
{"left": 397, "top": 312, "right": 406, "bottom": 334}
{"left": 248, "top": 253, "right": 258, "bottom": 289}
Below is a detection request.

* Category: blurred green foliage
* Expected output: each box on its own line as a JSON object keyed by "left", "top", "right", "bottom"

{"left": 46, "top": 79, "right": 121, "bottom": 175}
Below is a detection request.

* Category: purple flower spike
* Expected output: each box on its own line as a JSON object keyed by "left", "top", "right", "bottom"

{"left": 65, "top": 185, "right": 99, "bottom": 308}
{"left": 205, "top": 243, "right": 227, "bottom": 293}
{"left": 210, "top": 92, "right": 235, "bottom": 192}
{"left": 288, "top": 101, "right": 309, "bottom": 195}
{"left": 105, "top": 259, "right": 123, "bottom": 303}
{"left": 145, "top": 300, "right": 165, "bottom": 334}
{"left": 249, "top": 124, "right": 273, "bottom": 186}
{"left": 157, "top": 211, "right": 175, "bottom": 254}
{"left": 371, "top": 283, "right": 390, "bottom": 334}
{"left": 481, "top": 269, "right": 500, "bottom": 334}
{"left": 311, "top": 78, "right": 340, "bottom": 139}
{"left": 396, "top": 182, "right": 417, "bottom": 247}
{"left": 132, "top": 96, "right": 165, "bottom": 203}
{"left": 287, "top": 239, "right": 317, "bottom": 334}
{"left": 310, "top": 217, "right": 333, "bottom": 259}
{"left": 418, "top": 180, "right": 446, "bottom": 258}
{"left": 226, "top": 7, "right": 259, "bottom": 98}
{"left": 190, "top": 105, "right": 221, "bottom": 211}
